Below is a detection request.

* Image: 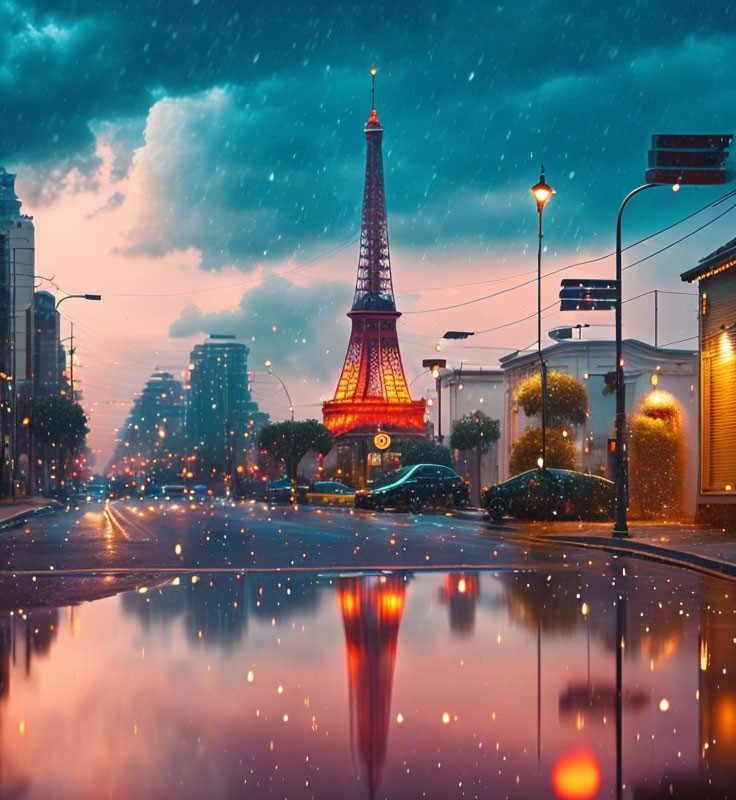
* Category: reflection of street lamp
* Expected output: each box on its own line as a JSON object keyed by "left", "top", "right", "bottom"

{"left": 531, "top": 166, "right": 554, "bottom": 470}
{"left": 264, "top": 360, "right": 294, "bottom": 421}
{"left": 422, "top": 358, "right": 446, "bottom": 442}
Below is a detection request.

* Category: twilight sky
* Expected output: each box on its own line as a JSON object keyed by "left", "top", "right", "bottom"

{"left": 4, "top": 0, "right": 735, "bottom": 463}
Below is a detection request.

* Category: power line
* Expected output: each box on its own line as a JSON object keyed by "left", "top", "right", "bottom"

{"left": 402, "top": 192, "right": 736, "bottom": 316}
{"left": 622, "top": 199, "right": 736, "bottom": 272}
{"left": 659, "top": 335, "right": 698, "bottom": 347}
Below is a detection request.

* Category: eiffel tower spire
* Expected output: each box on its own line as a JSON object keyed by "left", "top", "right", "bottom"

{"left": 352, "top": 96, "right": 395, "bottom": 311}
{"left": 322, "top": 71, "right": 425, "bottom": 447}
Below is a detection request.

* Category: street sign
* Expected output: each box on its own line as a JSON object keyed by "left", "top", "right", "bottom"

{"left": 646, "top": 133, "right": 733, "bottom": 185}
{"left": 652, "top": 134, "right": 732, "bottom": 150}
{"left": 647, "top": 150, "right": 729, "bottom": 169}
{"left": 559, "top": 279, "right": 617, "bottom": 311}
{"left": 443, "top": 331, "right": 474, "bottom": 339}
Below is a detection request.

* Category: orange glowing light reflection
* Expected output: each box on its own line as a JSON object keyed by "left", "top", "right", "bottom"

{"left": 552, "top": 749, "right": 602, "bottom": 800}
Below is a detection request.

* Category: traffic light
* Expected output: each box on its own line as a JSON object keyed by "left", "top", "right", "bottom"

{"left": 559, "top": 279, "right": 617, "bottom": 311}
{"left": 646, "top": 134, "right": 733, "bottom": 185}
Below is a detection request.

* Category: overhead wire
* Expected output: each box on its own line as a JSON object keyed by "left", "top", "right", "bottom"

{"left": 402, "top": 192, "right": 736, "bottom": 315}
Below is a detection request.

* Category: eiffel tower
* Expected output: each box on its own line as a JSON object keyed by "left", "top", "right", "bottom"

{"left": 323, "top": 73, "right": 425, "bottom": 455}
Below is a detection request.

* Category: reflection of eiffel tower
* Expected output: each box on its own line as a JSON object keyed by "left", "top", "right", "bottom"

{"left": 338, "top": 575, "right": 406, "bottom": 800}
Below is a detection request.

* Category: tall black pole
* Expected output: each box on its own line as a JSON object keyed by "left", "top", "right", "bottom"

{"left": 69, "top": 322, "right": 75, "bottom": 400}
{"left": 613, "top": 184, "right": 657, "bottom": 536}
{"left": 10, "top": 249, "right": 16, "bottom": 501}
{"left": 537, "top": 208, "right": 548, "bottom": 469}
{"left": 436, "top": 373, "right": 442, "bottom": 443}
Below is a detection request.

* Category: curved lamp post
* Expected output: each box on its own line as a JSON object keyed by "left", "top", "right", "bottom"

{"left": 264, "top": 360, "right": 294, "bottom": 421}
{"left": 55, "top": 293, "right": 102, "bottom": 310}
{"left": 55, "top": 294, "right": 101, "bottom": 396}
{"left": 531, "top": 167, "right": 554, "bottom": 470}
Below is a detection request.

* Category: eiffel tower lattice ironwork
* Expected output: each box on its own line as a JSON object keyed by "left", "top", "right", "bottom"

{"left": 323, "top": 85, "right": 425, "bottom": 437}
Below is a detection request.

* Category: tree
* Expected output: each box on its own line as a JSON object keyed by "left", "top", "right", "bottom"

{"left": 509, "top": 427, "right": 576, "bottom": 475}
{"left": 258, "top": 419, "right": 332, "bottom": 479}
{"left": 451, "top": 411, "right": 500, "bottom": 500}
{"left": 450, "top": 410, "right": 500, "bottom": 452}
{"left": 629, "top": 391, "right": 685, "bottom": 520}
{"left": 398, "top": 439, "right": 452, "bottom": 468}
{"left": 27, "top": 394, "right": 89, "bottom": 494}
{"left": 515, "top": 371, "right": 589, "bottom": 426}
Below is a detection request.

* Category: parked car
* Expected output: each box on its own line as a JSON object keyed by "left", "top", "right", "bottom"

{"left": 306, "top": 481, "right": 356, "bottom": 506}
{"left": 190, "top": 484, "right": 211, "bottom": 501}
{"left": 160, "top": 484, "right": 188, "bottom": 499}
{"left": 264, "top": 478, "right": 309, "bottom": 504}
{"left": 354, "top": 464, "right": 469, "bottom": 513}
{"left": 482, "top": 469, "right": 615, "bottom": 523}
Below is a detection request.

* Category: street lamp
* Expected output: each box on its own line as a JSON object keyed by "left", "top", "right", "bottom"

{"left": 55, "top": 293, "right": 101, "bottom": 310}
{"left": 422, "top": 358, "right": 447, "bottom": 442}
{"left": 55, "top": 294, "right": 101, "bottom": 401}
{"left": 264, "top": 360, "right": 294, "bottom": 421}
{"left": 531, "top": 166, "right": 554, "bottom": 470}
{"left": 612, "top": 184, "right": 658, "bottom": 538}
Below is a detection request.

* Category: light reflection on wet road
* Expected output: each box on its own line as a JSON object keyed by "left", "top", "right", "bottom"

{"left": 0, "top": 498, "right": 579, "bottom": 572}
{"left": 1, "top": 503, "right": 735, "bottom": 798}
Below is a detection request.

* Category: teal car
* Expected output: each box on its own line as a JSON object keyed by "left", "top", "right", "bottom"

{"left": 482, "top": 469, "right": 614, "bottom": 523}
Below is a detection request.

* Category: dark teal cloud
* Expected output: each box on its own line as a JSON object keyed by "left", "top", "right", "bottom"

{"left": 3, "top": 0, "right": 735, "bottom": 264}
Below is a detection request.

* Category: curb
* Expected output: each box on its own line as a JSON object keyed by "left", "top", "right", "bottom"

{"left": 530, "top": 533, "right": 736, "bottom": 582}
{"left": 0, "top": 501, "right": 63, "bottom": 532}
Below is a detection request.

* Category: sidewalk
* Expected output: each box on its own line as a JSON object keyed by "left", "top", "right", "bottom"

{"left": 0, "top": 497, "right": 63, "bottom": 529}
{"left": 508, "top": 519, "right": 736, "bottom": 580}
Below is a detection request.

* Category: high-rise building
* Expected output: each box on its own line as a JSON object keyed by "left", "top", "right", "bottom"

{"left": 33, "top": 291, "right": 63, "bottom": 394}
{"left": 0, "top": 168, "right": 35, "bottom": 385}
{"left": 0, "top": 167, "right": 35, "bottom": 497}
{"left": 108, "top": 371, "right": 186, "bottom": 482}
{"left": 322, "top": 85, "right": 425, "bottom": 486}
{"left": 186, "top": 335, "right": 267, "bottom": 487}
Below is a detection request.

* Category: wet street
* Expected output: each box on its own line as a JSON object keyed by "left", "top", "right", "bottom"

{"left": 0, "top": 498, "right": 556, "bottom": 573}
{"left": 1, "top": 502, "right": 735, "bottom": 799}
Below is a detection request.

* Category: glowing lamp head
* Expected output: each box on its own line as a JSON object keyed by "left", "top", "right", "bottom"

{"left": 537, "top": 457, "right": 544, "bottom": 469}
{"left": 264, "top": 359, "right": 272, "bottom": 369}
{"left": 531, "top": 166, "right": 554, "bottom": 211}
{"left": 370, "top": 67, "right": 377, "bottom": 77}
{"left": 432, "top": 367, "right": 440, "bottom": 379}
